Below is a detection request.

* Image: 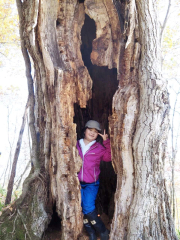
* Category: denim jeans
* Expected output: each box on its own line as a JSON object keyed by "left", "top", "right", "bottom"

{"left": 80, "top": 179, "right": 100, "bottom": 214}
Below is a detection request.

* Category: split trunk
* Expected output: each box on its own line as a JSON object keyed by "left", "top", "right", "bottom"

{"left": 0, "top": 0, "right": 178, "bottom": 239}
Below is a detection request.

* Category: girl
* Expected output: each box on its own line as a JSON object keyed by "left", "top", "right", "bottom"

{"left": 77, "top": 120, "right": 111, "bottom": 240}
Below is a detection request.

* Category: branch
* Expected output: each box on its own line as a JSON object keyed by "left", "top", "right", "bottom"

{"left": 0, "top": 42, "right": 19, "bottom": 45}
{"left": 170, "top": 87, "right": 180, "bottom": 219}
{"left": 0, "top": 51, "right": 7, "bottom": 57}
{"left": 160, "top": 0, "right": 172, "bottom": 44}
{"left": 16, "top": 0, "right": 39, "bottom": 170}
{"left": 15, "top": 160, "right": 31, "bottom": 190}
{"left": 5, "top": 99, "right": 29, "bottom": 205}
{"left": 15, "top": 0, "right": 41, "bottom": 204}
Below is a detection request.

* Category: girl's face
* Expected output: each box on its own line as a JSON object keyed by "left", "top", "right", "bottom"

{"left": 84, "top": 128, "right": 98, "bottom": 142}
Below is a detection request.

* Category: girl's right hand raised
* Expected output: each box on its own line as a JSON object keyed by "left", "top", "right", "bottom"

{"left": 98, "top": 130, "right": 108, "bottom": 141}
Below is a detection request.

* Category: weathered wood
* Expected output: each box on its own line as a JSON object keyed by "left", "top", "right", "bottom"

{"left": 0, "top": 0, "right": 178, "bottom": 239}
{"left": 126, "top": 1, "right": 177, "bottom": 239}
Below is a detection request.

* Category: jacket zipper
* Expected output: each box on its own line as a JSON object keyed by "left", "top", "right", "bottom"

{"left": 78, "top": 143, "right": 84, "bottom": 182}
{"left": 81, "top": 155, "right": 84, "bottom": 181}
{"left": 79, "top": 142, "right": 97, "bottom": 182}
{"left": 94, "top": 167, "right": 96, "bottom": 183}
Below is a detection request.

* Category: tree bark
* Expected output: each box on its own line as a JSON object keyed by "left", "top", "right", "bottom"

{"left": 0, "top": 0, "right": 178, "bottom": 239}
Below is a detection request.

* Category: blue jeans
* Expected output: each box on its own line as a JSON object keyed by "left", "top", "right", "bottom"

{"left": 80, "top": 180, "right": 100, "bottom": 214}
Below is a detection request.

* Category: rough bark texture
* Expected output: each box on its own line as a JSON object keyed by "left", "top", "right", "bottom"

{"left": 0, "top": 0, "right": 178, "bottom": 240}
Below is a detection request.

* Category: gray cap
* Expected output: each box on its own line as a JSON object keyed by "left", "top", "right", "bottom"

{"left": 85, "top": 120, "right": 101, "bottom": 131}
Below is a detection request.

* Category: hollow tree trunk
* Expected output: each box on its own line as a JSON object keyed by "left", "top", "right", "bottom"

{"left": 0, "top": 0, "right": 178, "bottom": 240}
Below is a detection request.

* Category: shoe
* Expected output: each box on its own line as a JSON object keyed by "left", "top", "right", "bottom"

{"left": 83, "top": 216, "right": 97, "bottom": 240}
{"left": 86, "top": 209, "right": 109, "bottom": 240}
{"left": 100, "top": 228, "right": 110, "bottom": 240}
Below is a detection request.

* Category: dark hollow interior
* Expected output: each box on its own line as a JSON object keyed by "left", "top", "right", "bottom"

{"left": 74, "top": 14, "right": 118, "bottom": 221}
{"left": 43, "top": 203, "right": 61, "bottom": 239}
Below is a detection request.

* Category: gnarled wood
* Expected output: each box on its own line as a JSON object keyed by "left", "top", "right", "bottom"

{"left": 0, "top": 0, "right": 178, "bottom": 240}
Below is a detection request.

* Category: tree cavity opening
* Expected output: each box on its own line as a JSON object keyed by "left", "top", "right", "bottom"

{"left": 44, "top": 203, "right": 61, "bottom": 239}
{"left": 74, "top": 14, "right": 118, "bottom": 224}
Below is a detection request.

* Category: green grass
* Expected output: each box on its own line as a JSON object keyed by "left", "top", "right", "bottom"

{"left": 0, "top": 185, "right": 6, "bottom": 195}
{"left": 0, "top": 185, "right": 6, "bottom": 211}
{"left": 0, "top": 185, "right": 22, "bottom": 212}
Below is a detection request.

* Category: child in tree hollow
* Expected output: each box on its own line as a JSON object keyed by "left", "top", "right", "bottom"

{"left": 77, "top": 120, "right": 111, "bottom": 240}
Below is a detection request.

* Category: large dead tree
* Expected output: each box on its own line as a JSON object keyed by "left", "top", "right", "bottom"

{"left": 0, "top": 0, "right": 178, "bottom": 239}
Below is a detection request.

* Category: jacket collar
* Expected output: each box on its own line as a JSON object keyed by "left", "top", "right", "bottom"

{"left": 77, "top": 140, "right": 98, "bottom": 151}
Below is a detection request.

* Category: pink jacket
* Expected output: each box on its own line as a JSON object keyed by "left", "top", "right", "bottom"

{"left": 77, "top": 139, "right": 111, "bottom": 183}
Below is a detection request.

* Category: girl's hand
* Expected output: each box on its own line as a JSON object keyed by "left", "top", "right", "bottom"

{"left": 98, "top": 130, "right": 108, "bottom": 141}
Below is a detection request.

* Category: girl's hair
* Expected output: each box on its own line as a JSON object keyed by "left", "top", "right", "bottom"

{"left": 81, "top": 127, "right": 105, "bottom": 147}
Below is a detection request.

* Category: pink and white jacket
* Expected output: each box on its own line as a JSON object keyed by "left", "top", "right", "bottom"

{"left": 77, "top": 139, "right": 111, "bottom": 183}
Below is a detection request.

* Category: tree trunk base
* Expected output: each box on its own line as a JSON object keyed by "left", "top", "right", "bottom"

{"left": 0, "top": 0, "right": 178, "bottom": 239}
{"left": 43, "top": 213, "right": 110, "bottom": 240}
